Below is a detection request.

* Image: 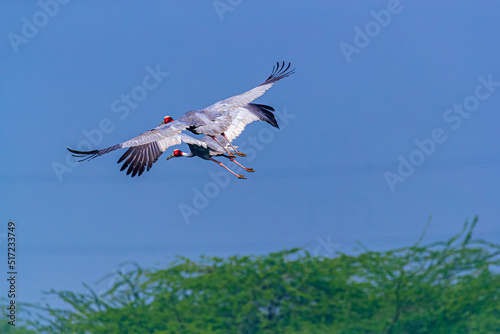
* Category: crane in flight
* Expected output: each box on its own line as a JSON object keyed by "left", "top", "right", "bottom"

{"left": 67, "top": 62, "right": 294, "bottom": 178}
{"left": 166, "top": 135, "right": 255, "bottom": 179}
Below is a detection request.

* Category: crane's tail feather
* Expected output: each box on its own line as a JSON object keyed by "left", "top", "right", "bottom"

{"left": 67, "top": 144, "right": 122, "bottom": 162}
{"left": 247, "top": 103, "right": 279, "bottom": 129}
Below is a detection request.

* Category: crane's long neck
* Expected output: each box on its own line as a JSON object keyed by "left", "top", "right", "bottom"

{"left": 182, "top": 152, "right": 195, "bottom": 158}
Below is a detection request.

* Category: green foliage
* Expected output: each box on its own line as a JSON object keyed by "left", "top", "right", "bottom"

{"left": 20, "top": 218, "right": 500, "bottom": 333}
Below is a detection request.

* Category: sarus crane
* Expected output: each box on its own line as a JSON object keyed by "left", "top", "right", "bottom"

{"left": 67, "top": 62, "right": 294, "bottom": 178}
{"left": 166, "top": 135, "right": 255, "bottom": 179}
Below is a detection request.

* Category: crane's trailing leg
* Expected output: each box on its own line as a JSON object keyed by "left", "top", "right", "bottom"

{"left": 221, "top": 155, "right": 254, "bottom": 172}
{"left": 222, "top": 133, "right": 246, "bottom": 157}
{"left": 210, "top": 136, "right": 236, "bottom": 157}
{"left": 230, "top": 157, "right": 254, "bottom": 172}
{"left": 210, "top": 158, "right": 246, "bottom": 179}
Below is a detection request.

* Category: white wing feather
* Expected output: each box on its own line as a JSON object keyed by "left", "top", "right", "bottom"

{"left": 223, "top": 107, "right": 260, "bottom": 142}
{"left": 120, "top": 120, "right": 188, "bottom": 148}
{"left": 201, "top": 61, "right": 294, "bottom": 115}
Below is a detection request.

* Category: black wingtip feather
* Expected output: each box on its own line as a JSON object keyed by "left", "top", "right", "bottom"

{"left": 69, "top": 141, "right": 164, "bottom": 177}
{"left": 247, "top": 103, "right": 279, "bottom": 129}
{"left": 67, "top": 144, "right": 122, "bottom": 162}
{"left": 116, "top": 143, "right": 165, "bottom": 177}
{"left": 252, "top": 103, "right": 275, "bottom": 112}
{"left": 264, "top": 61, "right": 295, "bottom": 83}
{"left": 117, "top": 148, "right": 133, "bottom": 164}
{"left": 67, "top": 147, "right": 99, "bottom": 162}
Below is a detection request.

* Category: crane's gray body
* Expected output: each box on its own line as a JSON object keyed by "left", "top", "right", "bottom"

{"left": 188, "top": 136, "right": 227, "bottom": 160}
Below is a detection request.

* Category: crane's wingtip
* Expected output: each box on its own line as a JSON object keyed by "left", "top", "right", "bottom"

{"left": 67, "top": 147, "right": 100, "bottom": 162}
{"left": 264, "top": 61, "right": 295, "bottom": 83}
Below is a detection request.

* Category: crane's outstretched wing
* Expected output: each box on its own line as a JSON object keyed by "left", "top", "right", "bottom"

{"left": 114, "top": 133, "right": 205, "bottom": 177}
{"left": 119, "top": 120, "right": 188, "bottom": 147}
{"left": 67, "top": 124, "right": 206, "bottom": 177}
{"left": 223, "top": 103, "right": 279, "bottom": 142}
{"left": 201, "top": 61, "right": 295, "bottom": 114}
{"left": 68, "top": 121, "right": 187, "bottom": 161}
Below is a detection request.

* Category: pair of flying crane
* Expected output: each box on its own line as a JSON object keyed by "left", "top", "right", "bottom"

{"left": 68, "top": 62, "right": 294, "bottom": 179}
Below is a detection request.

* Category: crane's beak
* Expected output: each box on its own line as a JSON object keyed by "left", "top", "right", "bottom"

{"left": 158, "top": 121, "right": 165, "bottom": 126}
{"left": 166, "top": 153, "right": 175, "bottom": 160}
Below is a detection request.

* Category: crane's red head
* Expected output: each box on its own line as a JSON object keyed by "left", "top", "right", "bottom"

{"left": 167, "top": 149, "right": 184, "bottom": 160}
{"left": 160, "top": 115, "right": 174, "bottom": 125}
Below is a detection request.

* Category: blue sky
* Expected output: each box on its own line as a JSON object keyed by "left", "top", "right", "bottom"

{"left": 1, "top": 1, "right": 500, "bottom": 307}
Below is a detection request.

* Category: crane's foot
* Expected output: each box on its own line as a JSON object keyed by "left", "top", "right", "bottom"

{"left": 228, "top": 152, "right": 236, "bottom": 157}
{"left": 236, "top": 152, "right": 246, "bottom": 157}
{"left": 237, "top": 174, "right": 247, "bottom": 179}
{"left": 246, "top": 168, "right": 255, "bottom": 172}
